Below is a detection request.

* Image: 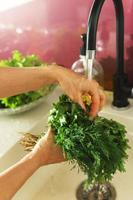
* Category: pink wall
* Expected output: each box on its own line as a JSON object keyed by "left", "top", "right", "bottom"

{"left": 0, "top": 0, "right": 133, "bottom": 89}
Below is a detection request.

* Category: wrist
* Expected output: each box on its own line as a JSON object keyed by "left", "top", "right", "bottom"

{"left": 29, "top": 151, "right": 49, "bottom": 168}
{"left": 25, "top": 152, "right": 42, "bottom": 169}
{"left": 46, "top": 65, "right": 67, "bottom": 83}
{"left": 42, "top": 65, "right": 63, "bottom": 84}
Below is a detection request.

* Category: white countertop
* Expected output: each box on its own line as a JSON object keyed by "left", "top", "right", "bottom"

{"left": 0, "top": 88, "right": 133, "bottom": 158}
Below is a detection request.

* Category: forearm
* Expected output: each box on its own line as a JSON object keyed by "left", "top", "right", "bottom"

{"left": 0, "top": 153, "right": 40, "bottom": 200}
{"left": 0, "top": 66, "right": 60, "bottom": 98}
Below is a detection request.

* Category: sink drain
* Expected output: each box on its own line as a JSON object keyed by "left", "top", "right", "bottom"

{"left": 76, "top": 182, "right": 116, "bottom": 200}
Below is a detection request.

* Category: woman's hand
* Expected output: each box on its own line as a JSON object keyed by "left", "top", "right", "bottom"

{"left": 0, "top": 65, "right": 105, "bottom": 117}
{"left": 53, "top": 66, "right": 106, "bottom": 117}
{"left": 0, "top": 128, "right": 64, "bottom": 200}
{"left": 31, "top": 128, "right": 65, "bottom": 167}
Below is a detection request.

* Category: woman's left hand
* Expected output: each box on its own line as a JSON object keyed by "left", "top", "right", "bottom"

{"left": 31, "top": 128, "right": 65, "bottom": 167}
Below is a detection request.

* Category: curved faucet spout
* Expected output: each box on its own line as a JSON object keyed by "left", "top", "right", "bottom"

{"left": 86, "top": 0, "right": 124, "bottom": 75}
{"left": 86, "top": 0, "right": 132, "bottom": 108}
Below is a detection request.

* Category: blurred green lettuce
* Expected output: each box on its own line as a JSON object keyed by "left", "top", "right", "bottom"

{"left": 0, "top": 50, "right": 55, "bottom": 109}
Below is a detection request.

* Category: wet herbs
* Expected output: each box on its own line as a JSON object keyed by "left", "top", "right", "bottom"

{"left": 48, "top": 95, "right": 130, "bottom": 186}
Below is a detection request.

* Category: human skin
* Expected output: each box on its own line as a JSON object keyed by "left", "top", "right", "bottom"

{"left": 0, "top": 64, "right": 106, "bottom": 199}
{"left": 0, "top": 65, "right": 105, "bottom": 117}
{"left": 0, "top": 129, "right": 64, "bottom": 200}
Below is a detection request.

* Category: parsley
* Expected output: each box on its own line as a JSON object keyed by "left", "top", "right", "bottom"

{"left": 48, "top": 94, "right": 130, "bottom": 186}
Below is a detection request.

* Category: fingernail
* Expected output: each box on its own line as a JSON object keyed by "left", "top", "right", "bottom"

{"left": 81, "top": 105, "right": 86, "bottom": 112}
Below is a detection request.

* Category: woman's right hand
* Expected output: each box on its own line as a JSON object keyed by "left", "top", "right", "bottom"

{"left": 52, "top": 65, "right": 106, "bottom": 117}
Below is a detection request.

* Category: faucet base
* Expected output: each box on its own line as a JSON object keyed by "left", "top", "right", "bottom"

{"left": 111, "top": 103, "right": 131, "bottom": 111}
{"left": 112, "top": 73, "right": 130, "bottom": 108}
{"left": 112, "top": 99, "right": 130, "bottom": 108}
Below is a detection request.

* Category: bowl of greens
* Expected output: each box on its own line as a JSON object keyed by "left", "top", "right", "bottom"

{"left": 0, "top": 50, "right": 55, "bottom": 115}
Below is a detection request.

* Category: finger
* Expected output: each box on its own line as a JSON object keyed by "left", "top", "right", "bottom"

{"left": 46, "top": 128, "right": 55, "bottom": 140}
{"left": 89, "top": 92, "right": 100, "bottom": 117}
{"left": 55, "top": 146, "right": 66, "bottom": 162}
{"left": 78, "top": 93, "right": 86, "bottom": 111}
{"left": 99, "top": 89, "right": 106, "bottom": 110}
{"left": 39, "top": 128, "right": 53, "bottom": 144}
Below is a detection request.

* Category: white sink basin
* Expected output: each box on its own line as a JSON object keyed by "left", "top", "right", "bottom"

{"left": 33, "top": 113, "right": 133, "bottom": 200}
{"left": 0, "top": 92, "right": 133, "bottom": 200}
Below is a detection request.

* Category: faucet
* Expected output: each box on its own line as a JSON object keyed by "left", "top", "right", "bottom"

{"left": 81, "top": 0, "right": 133, "bottom": 108}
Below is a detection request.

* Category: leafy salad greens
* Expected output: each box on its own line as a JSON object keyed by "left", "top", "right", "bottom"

{"left": 0, "top": 50, "right": 55, "bottom": 109}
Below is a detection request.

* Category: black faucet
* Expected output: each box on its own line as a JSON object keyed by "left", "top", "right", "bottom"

{"left": 81, "top": 0, "right": 133, "bottom": 108}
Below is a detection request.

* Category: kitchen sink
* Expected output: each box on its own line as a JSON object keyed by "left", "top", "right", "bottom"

{"left": 0, "top": 96, "right": 133, "bottom": 200}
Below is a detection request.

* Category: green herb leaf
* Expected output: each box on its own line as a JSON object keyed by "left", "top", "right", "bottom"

{"left": 48, "top": 94, "right": 130, "bottom": 186}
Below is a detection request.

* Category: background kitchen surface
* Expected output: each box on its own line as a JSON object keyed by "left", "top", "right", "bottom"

{"left": 0, "top": 0, "right": 133, "bottom": 90}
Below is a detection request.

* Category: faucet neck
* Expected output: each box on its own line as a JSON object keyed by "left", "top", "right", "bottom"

{"left": 86, "top": 0, "right": 124, "bottom": 75}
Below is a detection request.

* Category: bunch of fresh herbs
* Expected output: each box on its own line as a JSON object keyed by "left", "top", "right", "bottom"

{"left": 0, "top": 50, "right": 55, "bottom": 108}
{"left": 48, "top": 94, "right": 130, "bottom": 186}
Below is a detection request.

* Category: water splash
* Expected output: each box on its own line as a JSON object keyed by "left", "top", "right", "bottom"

{"left": 85, "top": 59, "right": 94, "bottom": 80}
